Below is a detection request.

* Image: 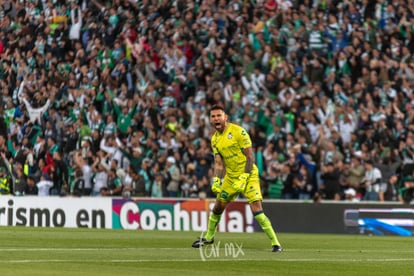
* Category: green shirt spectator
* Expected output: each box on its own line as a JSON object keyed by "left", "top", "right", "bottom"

{"left": 112, "top": 102, "right": 137, "bottom": 134}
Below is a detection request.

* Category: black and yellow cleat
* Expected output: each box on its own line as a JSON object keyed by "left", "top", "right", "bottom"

{"left": 191, "top": 237, "right": 215, "bottom": 248}
{"left": 272, "top": 245, "right": 283, "bottom": 253}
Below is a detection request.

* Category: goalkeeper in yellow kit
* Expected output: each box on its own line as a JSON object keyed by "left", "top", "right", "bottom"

{"left": 192, "top": 105, "right": 283, "bottom": 253}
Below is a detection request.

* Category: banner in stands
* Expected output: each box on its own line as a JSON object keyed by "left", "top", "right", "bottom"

{"left": 112, "top": 198, "right": 254, "bottom": 232}
{"left": 0, "top": 197, "right": 254, "bottom": 232}
{"left": 263, "top": 201, "right": 414, "bottom": 236}
{"left": 0, "top": 196, "right": 111, "bottom": 228}
{"left": 343, "top": 208, "right": 414, "bottom": 236}
{"left": 2, "top": 197, "right": 412, "bottom": 235}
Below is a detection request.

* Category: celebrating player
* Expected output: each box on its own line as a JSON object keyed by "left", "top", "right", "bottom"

{"left": 192, "top": 105, "right": 283, "bottom": 252}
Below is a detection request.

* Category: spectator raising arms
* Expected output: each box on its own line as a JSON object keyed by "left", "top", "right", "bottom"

{"left": 0, "top": 0, "right": 411, "bottom": 204}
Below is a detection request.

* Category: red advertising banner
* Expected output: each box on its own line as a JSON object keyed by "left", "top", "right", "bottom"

{"left": 112, "top": 198, "right": 255, "bottom": 232}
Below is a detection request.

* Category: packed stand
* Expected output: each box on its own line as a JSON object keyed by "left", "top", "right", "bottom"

{"left": 0, "top": 0, "right": 414, "bottom": 203}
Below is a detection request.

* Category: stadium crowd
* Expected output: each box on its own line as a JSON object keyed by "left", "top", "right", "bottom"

{"left": 0, "top": 0, "right": 414, "bottom": 203}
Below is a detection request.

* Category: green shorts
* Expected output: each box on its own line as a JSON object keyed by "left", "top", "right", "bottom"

{"left": 217, "top": 169, "right": 263, "bottom": 203}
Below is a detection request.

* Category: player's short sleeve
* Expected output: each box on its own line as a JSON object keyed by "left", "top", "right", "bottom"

{"left": 212, "top": 144, "right": 219, "bottom": 155}
{"left": 211, "top": 135, "right": 219, "bottom": 155}
{"left": 237, "top": 128, "right": 252, "bottom": 148}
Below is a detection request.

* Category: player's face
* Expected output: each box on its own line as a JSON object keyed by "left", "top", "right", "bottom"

{"left": 210, "top": 109, "right": 227, "bottom": 133}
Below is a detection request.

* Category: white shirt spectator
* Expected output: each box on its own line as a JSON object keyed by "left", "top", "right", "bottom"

{"left": 37, "top": 180, "right": 53, "bottom": 196}
{"left": 338, "top": 115, "right": 356, "bottom": 144}
{"left": 363, "top": 166, "right": 383, "bottom": 193}
{"left": 17, "top": 81, "right": 51, "bottom": 125}
{"left": 100, "top": 137, "right": 124, "bottom": 165}
{"left": 278, "top": 87, "right": 296, "bottom": 107}
{"left": 69, "top": 7, "right": 82, "bottom": 40}
{"left": 307, "top": 122, "right": 320, "bottom": 143}
{"left": 82, "top": 164, "right": 93, "bottom": 190}
{"left": 241, "top": 71, "right": 266, "bottom": 96}
{"left": 93, "top": 170, "right": 108, "bottom": 195}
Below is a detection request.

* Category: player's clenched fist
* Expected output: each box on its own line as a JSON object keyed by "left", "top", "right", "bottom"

{"left": 232, "top": 173, "right": 250, "bottom": 192}
{"left": 211, "top": 177, "right": 222, "bottom": 194}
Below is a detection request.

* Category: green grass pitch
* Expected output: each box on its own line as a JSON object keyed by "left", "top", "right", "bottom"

{"left": 0, "top": 227, "right": 413, "bottom": 275}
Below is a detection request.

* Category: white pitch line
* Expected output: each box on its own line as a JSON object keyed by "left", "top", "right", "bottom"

{"left": 1, "top": 258, "right": 414, "bottom": 263}
{"left": 0, "top": 247, "right": 198, "bottom": 251}
{"left": 286, "top": 249, "right": 414, "bottom": 253}
{"left": 0, "top": 248, "right": 169, "bottom": 251}
{"left": 1, "top": 247, "right": 414, "bottom": 253}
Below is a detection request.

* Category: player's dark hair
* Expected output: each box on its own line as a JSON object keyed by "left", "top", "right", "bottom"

{"left": 209, "top": 104, "right": 225, "bottom": 114}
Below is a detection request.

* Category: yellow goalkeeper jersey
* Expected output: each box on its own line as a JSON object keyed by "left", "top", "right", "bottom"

{"left": 211, "top": 123, "right": 256, "bottom": 178}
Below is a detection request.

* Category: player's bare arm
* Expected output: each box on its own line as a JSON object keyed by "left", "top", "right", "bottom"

{"left": 213, "top": 154, "right": 226, "bottom": 179}
{"left": 243, "top": 147, "right": 254, "bottom": 174}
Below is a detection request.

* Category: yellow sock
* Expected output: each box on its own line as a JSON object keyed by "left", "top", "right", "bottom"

{"left": 204, "top": 212, "right": 221, "bottom": 241}
{"left": 254, "top": 212, "right": 281, "bottom": 246}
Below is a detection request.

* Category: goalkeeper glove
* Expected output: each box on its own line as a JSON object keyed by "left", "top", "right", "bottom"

{"left": 211, "top": 177, "right": 222, "bottom": 194}
{"left": 232, "top": 173, "right": 250, "bottom": 193}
